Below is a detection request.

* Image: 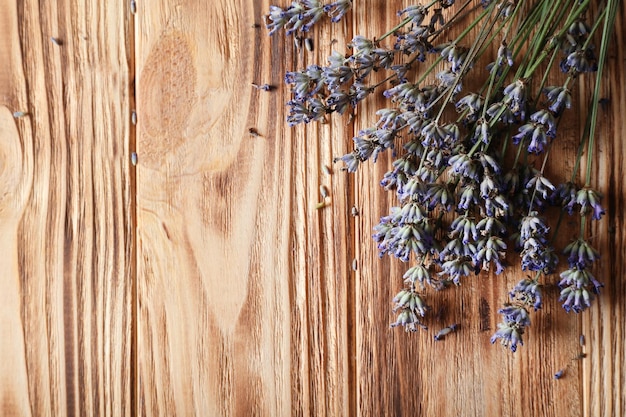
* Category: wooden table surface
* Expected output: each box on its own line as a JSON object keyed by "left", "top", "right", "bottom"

{"left": 0, "top": 0, "right": 624, "bottom": 416}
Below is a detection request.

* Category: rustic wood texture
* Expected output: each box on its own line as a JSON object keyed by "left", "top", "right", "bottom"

{"left": 0, "top": 0, "right": 134, "bottom": 416}
{"left": 2, "top": 0, "right": 625, "bottom": 416}
{"left": 133, "top": 1, "right": 352, "bottom": 415}
{"left": 133, "top": 0, "right": 625, "bottom": 415}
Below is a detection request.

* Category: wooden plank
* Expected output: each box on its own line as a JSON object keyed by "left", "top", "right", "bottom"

{"left": 351, "top": 1, "right": 623, "bottom": 416}
{"left": 0, "top": 0, "right": 133, "bottom": 416}
{"left": 134, "top": 1, "right": 353, "bottom": 415}
{"left": 121, "top": 0, "right": 624, "bottom": 415}
{"left": 581, "top": 3, "right": 626, "bottom": 415}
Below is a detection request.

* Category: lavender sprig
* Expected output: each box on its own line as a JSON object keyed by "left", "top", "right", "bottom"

{"left": 267, "top": 0, "right": 616, "bottom": 350}
{"left": 265, "top": 0, "right": 352, "bottom": 35}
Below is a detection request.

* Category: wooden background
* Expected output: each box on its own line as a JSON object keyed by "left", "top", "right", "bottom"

{"left": 0, "top": 0, "right": 624, "bottom": 415}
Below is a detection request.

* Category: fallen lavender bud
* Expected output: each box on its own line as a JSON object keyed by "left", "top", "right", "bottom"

{"left": 434, "top": 323, "right": 459, "bottom": 341}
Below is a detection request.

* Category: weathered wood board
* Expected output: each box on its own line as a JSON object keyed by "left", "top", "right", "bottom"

{"left": 0, "top": 0, "right": 134, "bottom": 416}
{"left": 0, "top": 0, "right": 624, "bottom": 416}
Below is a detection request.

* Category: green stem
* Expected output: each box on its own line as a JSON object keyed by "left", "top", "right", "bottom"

{"left": 378, "top": 0, "right": 446, "bottom": 42}
{"left": 378, "top": 17, "right": 412, "bottom": 42}
{"left": 534, "top": 43, "right": 560, "bottom": 103}
{"left": 522, "top": 0, "right": 591, "bottom": 77}
{"left": 580, "top": 215, "right": 587, "bottom": 238}
{"left": 434, "top": 4, "right": 499, "bottom": 122}
{"left": 527, "top": 148, "right": 551, "bottom": 214}
{"left": 584, "top": 0, "right": 618, "bottom": 186}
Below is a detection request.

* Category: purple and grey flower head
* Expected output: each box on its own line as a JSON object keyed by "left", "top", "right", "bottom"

{"left": 265, "top": 4, "right": 304, "bottom": 36}
{"left": 438, "top": 257, "right": 475, "bottom": 285}
{"left": 457, "top": 184, "right": 480, "bottom": 211}
{"left": 503, "top": 79, "right": 528, "bottom": 120}
{"left": 561, "top": 48, "right": 598, "bottom": 74}
{"left": 404, "top": 264, "right": 434, "bottom": 289}
{"left": 286, "top": 98, "right": 328, "bottom": 126}
{"left": 381, "top": 157, "right": 416, "bottom": 191}
{"left": 395, "top": 25, "right": 433, "bottom": 58}
{"left": 456, "top": 93, "right": 484, "bottom": 122}
{"left": 397, "top": 4, "right": 428, "bottom": 25}
{"left": 491, "top": 321, "right": 525, "bottom": 352}
{"left": 323, "top": 0, "right": 353, "bottom": 22}
{"left": 337, "top": 151, "right": 362, "bottom": 172}
{"left": 491, "top": 304, "right": 530, "bottom": 352}
{"left": 517, "top": 212, "right": 558, "bottom": 273}
{"left": 300, "top": 0, "right": 326, "bottom": 31}
{"left": 544, "top": 86, "right": 572, "bottom": 115}
{"left": 449, "top": 153, "right": 481, "bottom": 181}
{"left": 449, "top": 215, "right": 478, "bottom": 244}
{"left": 487, "top": 101, "right": 516, "bottom": 124}
{"left": 439, "top": 43, "right": 469, "bottom": 73}
{"left": 526, "top": 172, "right": 555, "bottom": 200}
{"left": 559, "top": 285, "right": 593, "bottom": 313}
{"left": 497, "top": 41, "right": 514, "bottom": 67}
{"left": 474, "top": 235, "right": 507, "bottom": 274}
{"left": 476, "top": 216, "right": 507, "bottom": 236}
{"left": 563, "top": 238, "right": 600, "bottom": 269}
{"left": 575, "top": 188, "right": 605, "bottom": 220}
{"left": 550, "top": 181, "right": 578, "bottom": 212}
{"left": 392, "top": 289, "right": 428, "bottom": 316}
{"left": 390, "top": 308, "right": 426, "bottom": 332}
{"left": 510, "top": 277, "right": 543, "bottom": 310}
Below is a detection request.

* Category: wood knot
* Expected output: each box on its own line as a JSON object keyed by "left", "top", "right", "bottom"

{"left": 139, "top": 31, "right": 196, "bottom": 166}
{"left": 0, "top": 107, "right": 26, "bottom": 218}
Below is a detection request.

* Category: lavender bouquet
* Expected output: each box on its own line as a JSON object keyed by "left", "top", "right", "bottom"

{"left": 265, "top": 0, "right": 617, "bottom": 352}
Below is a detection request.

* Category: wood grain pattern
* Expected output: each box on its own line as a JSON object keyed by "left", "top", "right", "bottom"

{"left": 353, "top": 1, "right": 624, "bottom": 416}
{"left": 0, "top": 0, "right": 133, "bottom": 416}
{"left": 132, "top": 0, "right": 625, "bottom": 415}
{"left": 134, "top": 1, "right": 354, "bottom": 415}
{"left": 2, "top": 0, "right": 624, "bottom": 416}
{"left": 581, "top": 3, "right": 626, "bottom": 415}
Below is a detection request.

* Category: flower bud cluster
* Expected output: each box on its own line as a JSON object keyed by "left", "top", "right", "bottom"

{"left": 268, "top": 0, "right": 615, "bottom": 351}
{"left": 266, "top": 0, "right": 352, "bottom": 35}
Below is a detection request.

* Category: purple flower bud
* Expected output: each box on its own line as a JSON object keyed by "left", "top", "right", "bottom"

{"left": 491, "top": 321, "right": 525, "bottom": 353}
{"left": 376, "top": 108, "right": 404, "bottom": 130}
{"left": 487, "top": 101, "right": 516, "bottom": 124}
{"left": 456, "top": 93, "right": 483, "bottom": 122}
{"left": 544, "top": 86, "right": 572, "bottom": 115}
{"left": 403, "top": 264, "right": 433, "bottom": 288}
{"left": 337, "top": 151, "right": 362, "bottom": 172}
{"left": 550, "top": 181, "right": 578, "bottom": 212}
{"left": 449, "top": 153, "right": 480, "bottom": 181}
{"left": 503, "top": 79, "right": 528, "bottom": 120}
{"left": 425, "top": 183, "right": 454, "bottom": 210}
{"left": 450, "top": 215, "right": 478, "bottom": 244}
{"left": 530, "top": 110, "right": 557, "bottom": 137}
{"left": 349, "top": 35, "right": 374, "bottom": 55}
{"left": 476, "top": 216, "right": 507, "bottom": 236}
{"left": 458, "top": 184, "right": 480, "bottom": 210}
{"left": 475, "top": 236, "right": 507, "bottom": 274}
{"left": 438, "top": 257, "right": 474, "bottom": 285}
{"left": 324, "top": 0, "right": 352, "bottom": 23}
{"left": 559, "top": 285, "right": 593, "bottom": 313}
{"left": 496, "top": 41, "right": 514, "bottom": 67}
{"left": 526, "top": 173, "right": 555, "bottom": 200}
{"left": 510, "top": 278, "right": 543, "bottom": 310}
{"left": 397, "top": 5, "right": 427, "bottom": 25}
{"left": 434, "top": 323, "right": 459, "bottom": 341}
{"left": 575, "top": 188, "right": 605, "bottom": 220}
{"left": 479, "top": 153, "right": 502, "bottom": 174}
{"left": 498, "top": 305, "right": 531, "bottom": 326}
{"left": 390, "top": 308, "right": 427, "bottom": 332}
{"left": 563, "top": 239, "right": 600, "bottom": 268}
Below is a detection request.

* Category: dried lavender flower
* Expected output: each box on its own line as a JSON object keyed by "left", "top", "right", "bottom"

{"left": 267, "top": 0, "right": 617, "bottom": 353}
